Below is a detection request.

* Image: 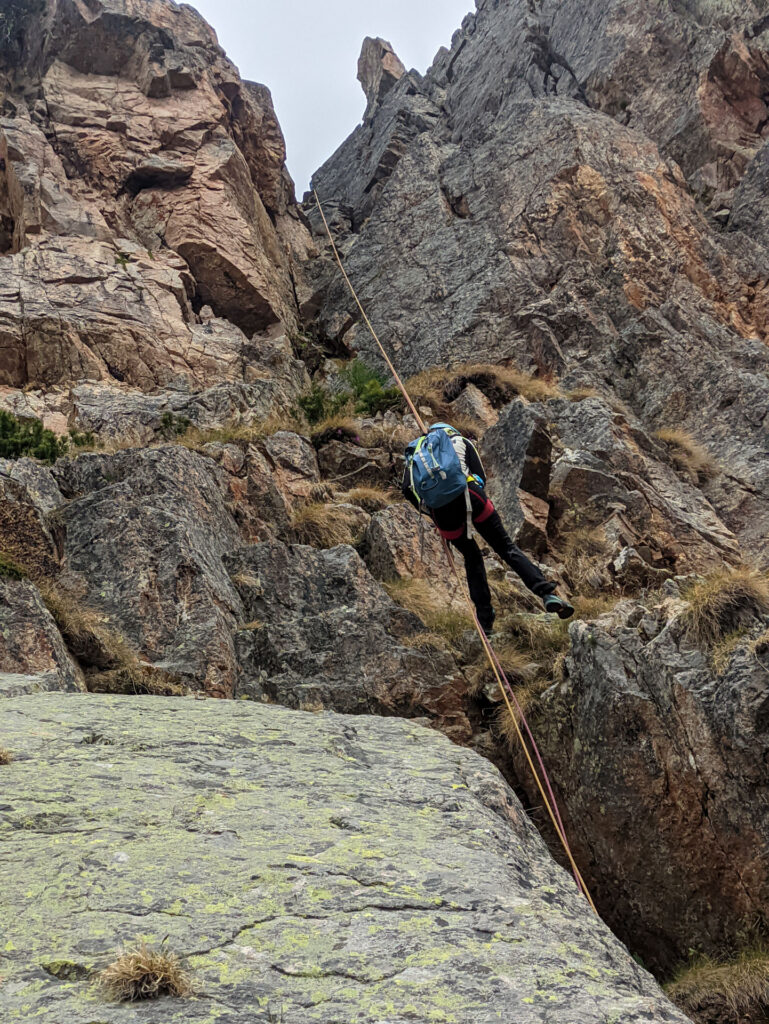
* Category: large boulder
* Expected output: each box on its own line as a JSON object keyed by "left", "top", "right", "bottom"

{"left": 0, "top": 693, "right": 691, "bottom": 1023}
{"left": 227, "top": 538, "right": 472, "bottom": 742}
{"left": 525, "top": 593, "right": 769, "bottom": 972}
{"left": 0, "top": 579, "right": 83, "bottom": 696}
{"left": 51, "top": 445, "right": 245, "bottom": 696}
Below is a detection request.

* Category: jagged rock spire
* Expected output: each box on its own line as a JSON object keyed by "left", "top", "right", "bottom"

{"left": 357, "top": 36, "right": 406, "bottom": 117}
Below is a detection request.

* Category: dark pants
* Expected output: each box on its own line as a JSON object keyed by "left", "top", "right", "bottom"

{"left": 432, "top": 484, "right": 553, "bottom": 631}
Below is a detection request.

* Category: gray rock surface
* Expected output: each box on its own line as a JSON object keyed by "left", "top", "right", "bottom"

{"left": 228, "top": 538, "right": 472, "bottom": 742}
{"left": 51, "top": 445, "right": 245, "bottom": 695}
{"left": 482, "top": 395, "right": 740, "bottom": 575}
{"left": 0, "top": 579, "right": 83, "bottom": 696}
{"left": 525, "top": 594, "right": 769, "bottom": 972}
{"left": 308, "top": 0, "right": 769, "bottom": 560}
{"left": 0, "top": 693, "right": 691, "bottom": 1023}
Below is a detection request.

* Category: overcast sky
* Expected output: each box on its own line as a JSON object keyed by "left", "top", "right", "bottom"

{"left": 189, "top": 0, "right": 473, "bottom": 195}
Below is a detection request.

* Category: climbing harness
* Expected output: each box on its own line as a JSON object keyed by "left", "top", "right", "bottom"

{"left": 314, "top": 190, "right": 597, "bottom": 912}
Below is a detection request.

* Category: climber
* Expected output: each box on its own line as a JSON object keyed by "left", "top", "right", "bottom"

{"left": 402, "top": 423, "right": 574, "bottom": 635}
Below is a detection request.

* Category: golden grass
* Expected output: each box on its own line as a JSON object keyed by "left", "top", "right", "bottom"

{"left": 665, "top": 946, "right": 769, "bottom": 1019}
{"left": 573, "top": 593, "right": 624, "bottom": 621}
{"left": 176, "top": 413, "right": 300, "bottom": 451}
{"left": 750, "top": 627, "right": 769, "bottom": 657}
{"left": 566, "top": 386, "right": 599, "bottom": 401}
{"left": 466, "top": 642, "right": 533, "bottom": 697}
{"left": 340, "top": 485, "right": 399, "bottom": 513}
{"left": 655, "top": 428, "right": 720, "bottom": 484}
{"left": 683, "top": 568, "right": 769, "bottom": 648}
{"left": 100, "top": 943, "right": 192, "bottom": 1002}
{"left": 37, "top": 581, "right": 185, "bottom": 696}
{"left": 711, "top": 630, "right": 749, "bottom": 675}
{"left": 290, "top": 502, "right": 362, "bottom": 548}
{"left": 406, "top": 362, "right": 562, "bottom": 420}
{"left": 559, "top": 526, "right": 610, "bottom": 595}
{"left": 383, "top": 578, "right": 473, "bottom": 650}
{"left": 0, "top": 747, "right": 13, "bottom": 765}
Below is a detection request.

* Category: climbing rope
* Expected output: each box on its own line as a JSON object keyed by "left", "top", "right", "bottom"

{"left": 313, "top": 190, "right": 597, "bottom": 912}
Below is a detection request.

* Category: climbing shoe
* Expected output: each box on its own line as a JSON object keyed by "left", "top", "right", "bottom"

{"left": 543, "top": 594, "right": 574, "bottom": 619}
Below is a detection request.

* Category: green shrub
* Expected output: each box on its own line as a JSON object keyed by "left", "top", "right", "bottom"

{"left": 68, "top": 427, "right": 95, "bottom": 449}
{"left": 297, "top": 384, "right": 347, "bottom": 426}
{"left": 339, "top": 359, "right": 401, "bottom": 416}
{"left": 0, "top": 411, "right": 67, "bottom": 463}
{"left": 159, "top": 412, "right": 191, "bottom": 439}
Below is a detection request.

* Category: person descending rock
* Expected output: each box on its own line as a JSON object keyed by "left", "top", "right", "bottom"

{"left": 402, "top": 422, "right": 573, "bottom": 634}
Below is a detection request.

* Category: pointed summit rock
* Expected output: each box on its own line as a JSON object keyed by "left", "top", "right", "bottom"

{"left": 357, "top": 36, "right": 406, "bottom": 117}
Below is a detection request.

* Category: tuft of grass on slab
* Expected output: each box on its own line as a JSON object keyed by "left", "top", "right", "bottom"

{"left": 383, "top": 578, "right": 473, "bottom": 651}
{"left": 682, "top": 568, "right": 769, "bottom": 648}
{"left": 99, "top": 943, "right": 192, "bottom": 1002}
{"left": 0, "top": 747, "right": 13, "bottom": 765}
{"left": 665, "top": 945, "right": 769, "bottom": 1020}
{"left": 290, "top": 502, "right": 362, "bottom": 549}
{"left": 655, "top": 427, "right": 720, "bottom": 484}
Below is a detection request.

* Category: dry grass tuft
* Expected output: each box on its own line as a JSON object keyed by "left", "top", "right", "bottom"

{"left": 710, "top": 630, "right": 749, "bottom": 675}
{"left": 340, "top": 485, "right": 398, "bottom": 513}
{"left": 683, "top": 568, "right": 769, "bottom": 648}
{"left": 559, "top": 527, "right": 611, "bottom": 595}
{"left": 290, "top": 502, "right": 362, "bottom": 548}
{"left": 100, "top": 943, "right": 192, "bottom": 1002}
{"left": 0, "top": 747, "right": 13, "bottom": 765}
{"left": 37, "top": 581, "right": 185, "bottom": 696}
{"left": 177, "top": 413, "right": 301, "bottom": 452}
{"left": 655, "top": 428, "right": 720, "bottom": 484}
{"left": 406, "top": 362, "right": 562, "bottom": 421}
{"left": 383, "top": 578, "right": 473, "bottom": 651}
{"left": 466, "top": 642, "right": 534, "bottom": 697}
{"left": 566, "top": 386, "right": 599, "bottom": 402}
{"left": 665, "top": 946, "right": 769, "bottom": 1020}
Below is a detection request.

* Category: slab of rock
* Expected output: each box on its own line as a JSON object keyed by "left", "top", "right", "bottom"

{"left": 260, "top": 430, "right": 320, "bottom": 502}
{"left": 358, "top": 36, "right": 407, "bottom": 119}
{"left": 51, "top": 445, "right": 245, "bottom": 696}
{"left": 526, "top": 595, "right": 769, "bottom": 972}
{"left": 0, "top": 693, "right": 691, "bottom": 1023}
{"left": 317, "top": 439, "right": 397, "bottom": 489}
{"left": 228, "top": 538, "right": 471, "bottom": 742}
{"left": 0, "top": 580, "right": 83, "bottom": 696}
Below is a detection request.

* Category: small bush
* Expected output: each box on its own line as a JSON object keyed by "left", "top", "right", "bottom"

{"left": 68, "top": 427, "right": 96, "bottom": 449}
{"left": 0, "top": 410, "right": 67, "bottom": 463}
{"left": 0, "top": 747, "right": 13, "bottom": 765}
{"left": 290, "top": 502, "right": 362, "bottom": 548}
{"left": 338, "top": 359, "right": 402, "bottom": 416}
{"left": 655, "top": 428, "right": 720, "bottom": 484}
{"left": 665, "top": 945, "right": 769, "bottom": 1021}
{"left": 100, "top": 943, "right": 192, "bottom": 1002}
{"left": 683, "top": 568, "right": 769, "bottom": 648}
{"left": 297, "top": 383, "right": 348, "bottom": 425}
{"left": 159, "top": 412, "right": 190, "bottom": 439}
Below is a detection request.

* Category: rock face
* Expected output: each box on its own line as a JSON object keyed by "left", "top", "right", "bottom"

{"left": 308, "top": 0, "right": 769, "bottom": 561}
{"left": 482, "top": 395, "right": 740, "bottom": 578}
{"left": 0, "top": 579, "right": 83, "bottom": 695}
{"left": 526, "top": 593, "right": 769, "bottom": 973}
{"left": 0, "top": 0, "right": 313, "bottom": 430}
{"left": 0, "top": 693, "right": 691, "bottom": 1023}
{"left": 228, "top": 538, "right": 472, "bottom": 742}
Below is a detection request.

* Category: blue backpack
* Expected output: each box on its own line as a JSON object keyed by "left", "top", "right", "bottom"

{"left": 405, "top": 423, "right": 468, "bottom": 509}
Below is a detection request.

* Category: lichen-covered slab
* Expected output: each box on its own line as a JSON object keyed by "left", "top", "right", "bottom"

{"left": 0, "top": 694, "right": 689, "bottom": 1023}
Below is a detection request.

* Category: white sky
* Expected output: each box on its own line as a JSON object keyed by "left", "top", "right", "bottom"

{"left": 188, "top": 0, "right": 473, "bottom": 195}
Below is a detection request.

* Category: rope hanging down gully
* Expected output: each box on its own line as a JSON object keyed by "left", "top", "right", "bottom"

{"left": 313, "top": 190, "right": 597, "bottom": 913}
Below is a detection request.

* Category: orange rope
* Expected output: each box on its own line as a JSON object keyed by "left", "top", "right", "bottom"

{"left": 313, "top": 189, "right": 597, "bottom": 913}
